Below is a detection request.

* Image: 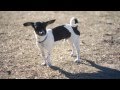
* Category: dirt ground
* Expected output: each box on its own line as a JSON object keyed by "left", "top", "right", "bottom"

{"left": 0, "top": 11, "right": 120, "bottom": 79}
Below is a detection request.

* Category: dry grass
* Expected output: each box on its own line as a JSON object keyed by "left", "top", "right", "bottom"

{"left": 0, "top": 11, "right": 120, "bottom": 79}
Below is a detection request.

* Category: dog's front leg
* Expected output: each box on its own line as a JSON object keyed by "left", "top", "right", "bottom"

{"left": 45, "top": 50, "right": 52, "bottom": 67}
{"left": 38, "top": 44, "right": 47, "bottom": 66}
{"left": 40, "top": 48, "right": 52, "bottom": 67}
{"left": 41, "top": 48, "right": 47, "bottom": 66}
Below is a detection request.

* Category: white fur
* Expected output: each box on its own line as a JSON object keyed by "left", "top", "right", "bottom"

{"left": 70, "top": 17, "right": 79, "bottom": 27}
{"left": 36, "top": 17, "right": 80, "bottom": 67}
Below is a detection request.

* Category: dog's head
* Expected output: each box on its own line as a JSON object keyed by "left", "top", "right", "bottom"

{"left": 23, "top": 19, "right": 56, "bottom": 36}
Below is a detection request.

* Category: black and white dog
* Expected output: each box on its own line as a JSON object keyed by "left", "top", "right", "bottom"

{"left": 23, "top": 17, "right": 80, "bottom": 67}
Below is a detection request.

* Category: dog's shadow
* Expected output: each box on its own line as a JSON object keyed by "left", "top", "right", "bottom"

{"left": 50, "top": 59, "right": 120, "bottom": 79}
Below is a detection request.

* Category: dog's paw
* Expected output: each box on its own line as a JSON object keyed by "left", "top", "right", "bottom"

{"left": 71, "top": 53, "right": 76, "bottom": 57}
{"left": 46, "top": 64, "right": 52, "bottom": 67}
{"left": 74, "top": 59, "right": 81, "bottom": 63}
{"left": 41, "top": 62, "right": 46, "bottom": 66}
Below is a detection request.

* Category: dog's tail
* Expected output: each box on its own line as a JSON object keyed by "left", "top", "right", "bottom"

{"left": 70, "top": 17, "right": 79, "bottom": 27}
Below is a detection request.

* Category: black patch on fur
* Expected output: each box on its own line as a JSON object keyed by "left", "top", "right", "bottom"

{"left": 72, "top": 26, "right": 80, "bottom": 35}
{"left": 33, "top": 22, "right": 47, "bottom": 36}
{"left": 75, "top": 19, "right": 78, "bottom": 24}
{"left": 52, "top": 25, "right": 71, "bottom": 41}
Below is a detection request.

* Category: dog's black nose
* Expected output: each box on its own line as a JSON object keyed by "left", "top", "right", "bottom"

{"left": 39, "top": 31, "right": 46, "bottom": 36}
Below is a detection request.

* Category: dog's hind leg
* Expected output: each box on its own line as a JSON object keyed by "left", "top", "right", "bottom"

{"left": 73, "top": 39, "right": 81, "bottom": 63}
{"left": 69, "top": 35, "right": 80, "bottom": 63}
{"left": 67, "top": 38, "right": 76, "bottom": 57}
{"left": 70, "top": 43, "right": 76, "bottom": 57}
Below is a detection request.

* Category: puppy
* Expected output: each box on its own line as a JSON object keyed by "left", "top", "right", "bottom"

{"left": 23, "top": 17, "right": 80, "bottom": 67}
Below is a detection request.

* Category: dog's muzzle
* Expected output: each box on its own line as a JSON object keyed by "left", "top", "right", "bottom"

{"left": 39, "top": 31, "right": 46, "bottom": 36}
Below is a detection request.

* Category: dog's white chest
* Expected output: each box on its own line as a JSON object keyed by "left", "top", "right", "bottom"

{"left": 36, "top": 29, "right": 54, "bottom": 50}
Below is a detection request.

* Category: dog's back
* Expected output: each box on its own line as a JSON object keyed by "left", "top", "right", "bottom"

{"left": 52, "top": 25, "right": 71, "bottom": 41}
{"left": 52, "top": 17, "right": 80, "bottom": 42}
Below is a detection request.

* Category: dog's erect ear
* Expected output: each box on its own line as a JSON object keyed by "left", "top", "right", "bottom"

{"left": 46, "top": 19, "right": 56, "bottom": 25}
{"left": 23, "top": 22, "right": 34, "bottom": 27}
